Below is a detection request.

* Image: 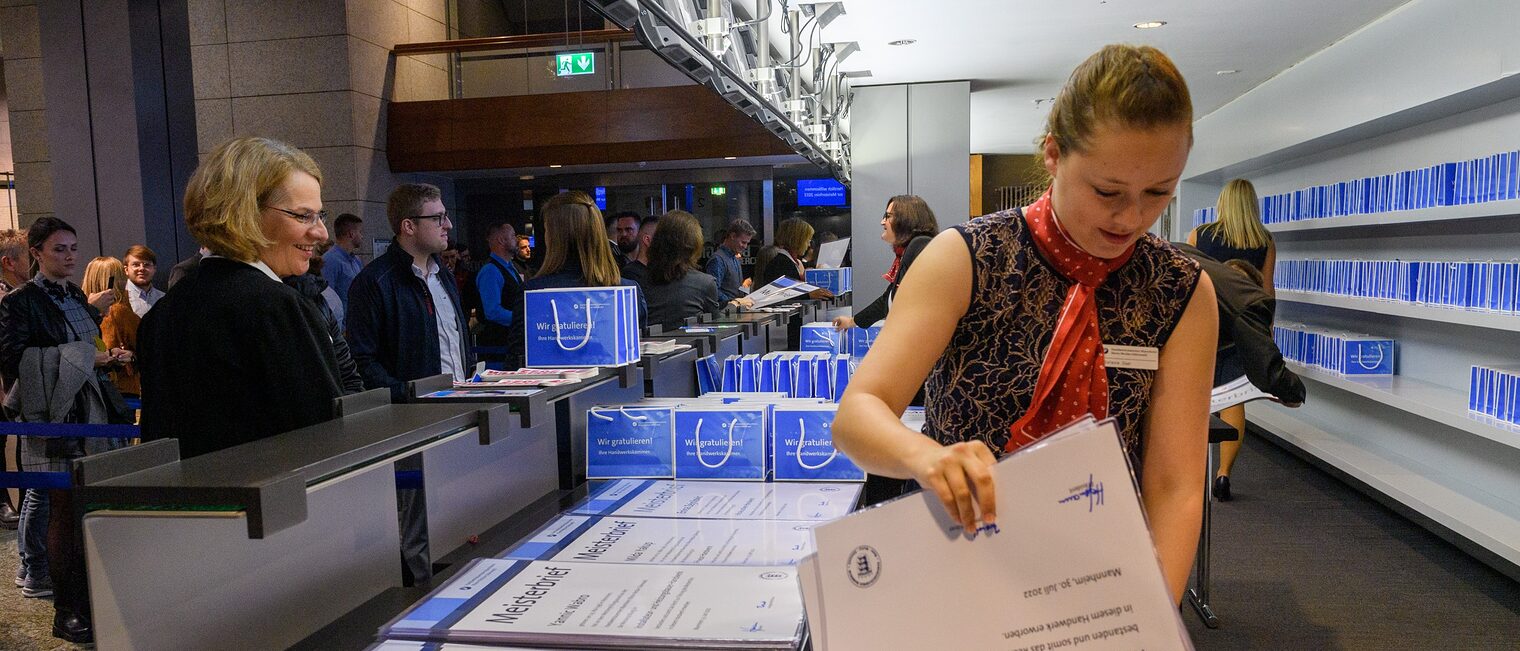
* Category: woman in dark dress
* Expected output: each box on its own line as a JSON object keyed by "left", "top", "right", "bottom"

{"left": 833, "top": 195, "right": 940, "bottom": 331}
{"left": 139, "top": 136, "right": 344, "bottom": 459}
{"left": 1187, "top": 178, "right": 1278, "bottom": 499}
{"left": 834, "top": 44, "right": 1217, "bottom": 605}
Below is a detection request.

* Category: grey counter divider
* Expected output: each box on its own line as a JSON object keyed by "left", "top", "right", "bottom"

{"left": 696, "top": 310, "right": 778, "bottom": 355}
{"left": 409, "top": 364, "right": 646, "bottom": 491}
{"left": 75, "top": 391, "right": 524, "bottom": 651}
{"left": 638, "top": 345, "right": 700, "bottom": 397}
{"left": 643, "top": 323, "right": 715, "bottom": 357}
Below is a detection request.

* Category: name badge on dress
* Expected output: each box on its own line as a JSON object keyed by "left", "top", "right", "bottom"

{"left": 1103, "top": 344, "right": 1159, "bottom": 370}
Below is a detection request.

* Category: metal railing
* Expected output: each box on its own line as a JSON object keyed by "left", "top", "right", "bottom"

{"left": 992, "top": 184, "right": 1044, "bottom": 212}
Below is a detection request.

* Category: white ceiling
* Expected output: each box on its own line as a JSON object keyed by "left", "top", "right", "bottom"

{"left": 817, "top": 0, "right": 1414, "bottom": 154}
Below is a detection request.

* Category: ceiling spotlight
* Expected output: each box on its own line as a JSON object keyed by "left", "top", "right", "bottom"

{"left": 724, "top": 156, "right": 738, "bottom": 160}
{"left": 518, "top": 175, "right": 534, "bottom": 180}
{"left": 888, "top": 39, "right": 916, "bottom": 46}
{"left": 1132, "top": 21, "right": 1167, "bottom": 29}
{"left": 548, "top": 164, "right": 562, "bottom": 168}
{"left": 1216, "top": 69, "right": 1239, "bottom": 75}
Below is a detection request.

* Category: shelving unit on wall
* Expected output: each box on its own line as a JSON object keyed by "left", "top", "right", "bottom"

{"left": 1178, "top": 1, "right": 1520, "bottom": 580}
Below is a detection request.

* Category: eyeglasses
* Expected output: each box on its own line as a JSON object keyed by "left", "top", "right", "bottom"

{"left": 268, "top": 206, "right": 329, "bottom": 227}
{"left": 410, "top": 212, "right": 450, "bottom": 225}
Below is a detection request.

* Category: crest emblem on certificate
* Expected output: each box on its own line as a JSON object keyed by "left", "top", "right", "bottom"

{"left": 846, "top": 545, "right": 881, "bottom": 587}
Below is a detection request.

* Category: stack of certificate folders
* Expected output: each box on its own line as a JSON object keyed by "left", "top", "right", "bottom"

{"left": 1276, "top": 258, "right": 1520, "bottom": 312}
{"left": 584, "top": 396, "right": 867, "bottom": 482}
{"left": 1273, "top": 322, "right": 1396, "bottom": 376}
{"left": 1468, "top": 365, "right": 1520, "bottom": 426}
{"left": 1193, "top": 147, "right": 1520, "bottom": 229}
{"left": 375, "top": 478, "right": 865, "bottom": 650}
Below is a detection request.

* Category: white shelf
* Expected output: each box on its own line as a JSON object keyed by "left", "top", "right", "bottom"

{"left": 1247, "top": 404, "right": 1520, "bottom": 569}
{"left": 1286, "top": 362, "right": 1520, "bottom": 453}
{"left": 1265, "top": 198, "right": 1520, "bottom": 235}
{"left": 1275, "top": 290, "right": 1520, "bottom": 333}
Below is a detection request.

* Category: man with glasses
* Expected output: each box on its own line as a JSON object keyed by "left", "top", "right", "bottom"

{"left": 345, "top": 183, "right": 472, "bottom": 586}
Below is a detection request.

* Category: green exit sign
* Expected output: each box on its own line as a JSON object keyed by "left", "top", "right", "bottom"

{"left": 556, "top": 52, "right": 595, "bottom": 76}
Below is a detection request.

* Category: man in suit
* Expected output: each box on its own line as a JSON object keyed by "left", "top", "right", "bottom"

{"left": 474, "top": 220, "right": 525, "bottom": 367}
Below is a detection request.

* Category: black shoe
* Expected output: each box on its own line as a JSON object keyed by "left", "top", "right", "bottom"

{"left": 0, "top": 502, "right": 17, "bottom": 530}
{"left": 53, "top": 612, "right": 93, "bottom": 645}
{"left": 1213, "top": 475, "right": 1232, "bottom": 502}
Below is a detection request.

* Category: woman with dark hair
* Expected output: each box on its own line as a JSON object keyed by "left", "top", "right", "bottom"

{"left": 834, "top": 195, "right": 939, "bottom": 331}
{"left": 641, "top": 211, "right": 721, "bottom": 330}
{"left": 0, "top": 217, "right": 131, "bottom": 642}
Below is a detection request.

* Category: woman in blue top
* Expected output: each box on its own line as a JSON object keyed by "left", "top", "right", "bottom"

{"left": 517, "top": 191, "right": 647, "bottom": 360}
{"left": 1187, "top": 178, "right": 1276, "bottom": 500}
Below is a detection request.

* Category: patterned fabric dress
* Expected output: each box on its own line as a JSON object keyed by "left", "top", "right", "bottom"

{"left": 923, "top": 209, "right": 1202, "bottom": 473}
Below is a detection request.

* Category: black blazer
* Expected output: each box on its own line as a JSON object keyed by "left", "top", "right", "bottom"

{"left": 0, "top": 281, "right": 102, "bottom": 383}
{"left": 1175, "top": 243, "right": 1306, "bottom": 404}
{"left": 346, "top": 245, "right": 474, "bottom": 403}
{"left": 755, "top": 251, "right": 804, "bottom": 288}
{"left": 139, "top": 258, "right": 344, "bottom": 458}
{"left": 644, "top": 270, "right": 721, "bottom": 331}
{"left": 854, "top": 235, "right": 933, "bottom": 328}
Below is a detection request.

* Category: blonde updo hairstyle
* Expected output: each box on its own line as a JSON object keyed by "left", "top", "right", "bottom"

{"left": 1043, "top": 44, "right": 1194, "bottom": 157}
{"left": 184, "top": 136, "right": 323, "bottom": 262}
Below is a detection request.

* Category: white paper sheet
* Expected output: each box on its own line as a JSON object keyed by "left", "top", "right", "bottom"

{"left": 807, "top": 418, "right": 1193, "bottom": 650}
{"left": 816, "top": 238, "right": 850, "bottom": 269}
{"left": 1209, "top": 374, "right": 1272, "bottom": 412}
{"left": 571, "top": 479, "right": 861, "bottom": 522}
{"left": 499, "top": 514, "right": 817, "bottom": 566}
{"left": 747, "top": 277, "right": 822, "bottom": 308}
{"left": 381, "top": 558, "right": 805, "bottom": 649}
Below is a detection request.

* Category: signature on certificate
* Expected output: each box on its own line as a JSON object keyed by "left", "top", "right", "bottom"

{"left": 1057, "top": 474, "right": 1105, "bottom": 512}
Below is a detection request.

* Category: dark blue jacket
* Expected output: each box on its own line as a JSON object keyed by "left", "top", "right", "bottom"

{"left": 346, "top": 244, "right": 473, "bottom": 402}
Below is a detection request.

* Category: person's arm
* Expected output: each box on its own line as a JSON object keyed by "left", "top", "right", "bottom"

{"left": 1185, "top": 226, "right": 1198, "bottom": 246}
{"left": 344, "top": 273, "right": 407, "bottom": 401}
{"left": 849, "top": 291, "right": 888, "bottom": 329}
{"left": 1236, "top": 296, "right": 1305, "bottom": 405}
{"left": 699, "top": 275, "right": 720, "bottom": 314}
{"left": 834, "top": 231, "right": 996, "bottom": 532}
{"left": 477, "top": 264, "right": 512, "bottom": 327}
{"left": 0, "top": 292, "right": 31, "bottom": 381}
{"left": 326, "top": 305, "right": 366, "bottom": 395}
{"left": 1262, "top": 241, "right": 1276, "bottom": 296}
{"left": 706, "top": 255, "right": 734, "bottom": 302}
{"left": 1139, "top": 272, "right": 1217, "bottom": 605}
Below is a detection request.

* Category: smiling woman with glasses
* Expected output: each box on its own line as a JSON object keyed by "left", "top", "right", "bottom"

{"left": 138, "top": 136, "right": 347, "bottom": 462}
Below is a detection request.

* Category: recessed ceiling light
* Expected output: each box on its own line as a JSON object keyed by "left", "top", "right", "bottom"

{"left": 1216, "top": 69, "right": 1239, "bottom": 75}
{"left": 1132, "top": 20, "right": 1167, "bottom": 29}
{"left": 888, "top": 39, "right": 916, "bottom": 46}
{"left": 724, "top": 156, "right": 737, "bottom": 160}
{"left": 548, "top": 164, "right": 562, "bottom": 168}
{"left": 518, "top": 175, "right": 534, "bottom": 180}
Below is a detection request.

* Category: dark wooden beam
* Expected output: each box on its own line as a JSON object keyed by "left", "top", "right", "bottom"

{"left": 393, "top": 29, "right": 636, "bottom": 56}
{"left": 387, "top": 85, "right": 797, "bottom": 172}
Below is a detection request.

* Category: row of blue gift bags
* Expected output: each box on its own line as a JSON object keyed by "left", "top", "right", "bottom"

{"left": 522, "top": 285, "right": 641, "bottom": 368}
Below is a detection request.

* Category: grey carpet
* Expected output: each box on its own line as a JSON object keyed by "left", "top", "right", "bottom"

{"left": 1184, "top": 431, "right": 1520, "bottom": 649}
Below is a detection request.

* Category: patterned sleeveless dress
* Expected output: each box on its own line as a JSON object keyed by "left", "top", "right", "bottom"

{"left": 923, "top": 209, "right": 1202, "bottom": 473}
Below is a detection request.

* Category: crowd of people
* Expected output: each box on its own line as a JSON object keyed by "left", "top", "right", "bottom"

{"left": 0, "top": 42, "right": 1309, "bottom": 644}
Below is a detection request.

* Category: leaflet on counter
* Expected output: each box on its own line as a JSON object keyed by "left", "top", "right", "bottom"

{"left": 1209, "top": 374, "right": 1272, "bottom": 412}
{"left": 804, "top": 417, "right": 1192, "bottom": 650}
{"left": 747, "top": 277, "right": 821, "bottom": 309}
{"left": 498, "top": 514, "right": 816, "bottom": 567}
{"left": 571, "top": 479, "right": 861, "bottom": 522}
{"left": 380, "top": 558, "right": 805, "bottom": 650}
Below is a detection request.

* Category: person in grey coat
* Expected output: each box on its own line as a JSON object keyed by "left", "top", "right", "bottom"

{"left": 642, "top": 210, "right": 723, "bottom": 330}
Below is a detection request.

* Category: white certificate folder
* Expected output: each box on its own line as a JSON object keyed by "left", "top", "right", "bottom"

{"left": 380, "top": 558, "right": 805, "bottom": 649}
{"left": 804, "top": 417, "right": 1193, "bottom": 650}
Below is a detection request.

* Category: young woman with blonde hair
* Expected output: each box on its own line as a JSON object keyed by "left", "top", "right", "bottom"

{"left": 82, "top": 257, "right": 141, "bottom": 396}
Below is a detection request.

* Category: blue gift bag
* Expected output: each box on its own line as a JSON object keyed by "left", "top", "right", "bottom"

{"left": 586, "top": 405, "right": 675, "bottom": 479}
{"left": 806, "top": 268, "right": 851, "bottom": 295}
{"left": 739, "top": 354, "right": 760, "bottom": 392}
{"left": 771, "top": 406, "right": 864, "bottom": 481}
{"left": 524, "top": 286, "right": 640, "bottom": 367}
{"left": 849, "top": 324, "right": 883, "bottom": 363}
{"left": 800, "top": 322, "right": 846, "bottom": 355}
{"left": 673, "top": 405, "right": 768, "bottom": 480}
{"left": 695, "top": 354, "right": 719, "bottom": 395}
{"left": 1341, "top": 338, "right": 1395, "bottom": 376}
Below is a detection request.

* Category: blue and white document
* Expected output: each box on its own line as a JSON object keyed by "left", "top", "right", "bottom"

{"left": 498, "top": 514, "right": 817, "bottom": 566}
{"left": 571, "top": 479, "right": 861, "bottom": 522}
{"left": 804, "top": 417, "right": 1192, "bottom": 650}
{"left": 380, "top": 558, "right": 805, "bottom": 649}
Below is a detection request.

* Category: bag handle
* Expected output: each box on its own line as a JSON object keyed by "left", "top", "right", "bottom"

{"left": 549, "top": 298, "right": 594, "bottom": 351}
{"left": 694, "top": 416, "right": 737, "bottom": 469}
{"left": 793, "top": 416, "right": 837, "bottom": 470}
{"left": 590, "top": 406, "right": 653, "bottom": 422}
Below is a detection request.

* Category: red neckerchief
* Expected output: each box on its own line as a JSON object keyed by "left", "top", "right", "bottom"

{"left": 1006, "top": 188, "right": 1136, "bottom": 453}
{"left": 882, "top": 245, "right": 907, "bottom": 283}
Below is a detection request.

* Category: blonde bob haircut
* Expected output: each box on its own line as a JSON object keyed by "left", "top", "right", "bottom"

{"left": 184, "top": 136, "right": 323, "bottom": 262}
{"left": 83, "top": 256, "right": 129, "bottom": 307}
{"left": 536, "top": 190, "right": 622, "bottom": 287}
{"left": 773, "top": 217, "right": 815, "bottom": 257}
{"left": 1210, "top": 178, "right": 1271, "bottom": 250}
